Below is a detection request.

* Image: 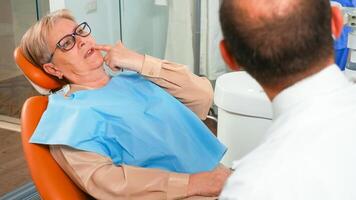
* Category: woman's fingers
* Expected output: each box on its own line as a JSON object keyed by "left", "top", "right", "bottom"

{"left": 97, "top": 41, "right": 140, "bottom": 72}
{"left": 103, "top": 53, "right": 122, "bottom": 71}
{"left": 99, "top": 45, "right": 114, "bottom": 67}
{"left": 95, "top": 44, "right": 112, "bottom": 52}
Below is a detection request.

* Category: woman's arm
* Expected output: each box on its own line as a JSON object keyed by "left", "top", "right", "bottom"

{"left": 50, "top": 145, "right": 188, "bottom": 199}
{"left": 140, "top": 55, "right": 213, "bottom": 120}
{"left": 50, "top": 145, "right": 227, "bottom": 200}
{"left": 96, "top": 43, "right": 213, "bottom": 120}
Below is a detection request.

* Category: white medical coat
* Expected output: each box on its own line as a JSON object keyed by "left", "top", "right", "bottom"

{"left": 220, "top": 64, "right": 356, "bottom": 200}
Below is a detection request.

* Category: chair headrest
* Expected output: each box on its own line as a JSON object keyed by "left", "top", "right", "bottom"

{"left": 14, "top": 47, "right": 65, "bottom": 94}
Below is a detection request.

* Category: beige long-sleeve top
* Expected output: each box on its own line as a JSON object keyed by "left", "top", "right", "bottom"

{"left": 50, "top": 55, "right": 217, "bottom": 200}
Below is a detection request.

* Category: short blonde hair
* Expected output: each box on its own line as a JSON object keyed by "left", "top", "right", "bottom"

{"left": 20, "top": 9, "right": 75, "bottom": 68}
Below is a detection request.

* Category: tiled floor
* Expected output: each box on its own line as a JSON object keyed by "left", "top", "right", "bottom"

{"left": 0, "top": 129, "right": 31, "bottom": 197}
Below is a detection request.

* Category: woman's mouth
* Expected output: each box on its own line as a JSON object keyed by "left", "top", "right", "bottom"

{"left": 84, "top": 48, "right": 95, "bottom": 59}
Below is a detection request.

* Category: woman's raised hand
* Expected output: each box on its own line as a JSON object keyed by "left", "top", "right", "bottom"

{"left": 95, "top": 41, "right": 145, "bottom": 73}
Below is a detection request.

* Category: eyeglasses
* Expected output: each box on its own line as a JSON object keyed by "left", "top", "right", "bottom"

{"left": 49, "top": 22, "right": 91, "bottom": 61}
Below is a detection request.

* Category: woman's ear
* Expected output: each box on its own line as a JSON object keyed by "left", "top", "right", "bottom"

{"left": 219, "top": 40, "right": 240, "bottom": 71}
{"left": 42, "top": 63, "right": 63, "bottom": 79}
{"left": 331, "top": 5, "right": 343, "bottom": 39}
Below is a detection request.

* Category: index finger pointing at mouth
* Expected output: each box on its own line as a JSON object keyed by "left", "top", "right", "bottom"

{"left": 94, "top": 44, "right": 112, "bottom": 52}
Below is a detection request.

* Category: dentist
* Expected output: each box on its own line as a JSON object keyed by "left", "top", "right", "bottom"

{"left": 219, "top": 0, "right": 356, "bottom": 199}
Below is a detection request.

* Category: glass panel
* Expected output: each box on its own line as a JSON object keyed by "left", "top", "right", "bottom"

{"left": 0, "top": 0, "right": 49, "bottom": 197}
{"left": 63, "top": 0, "right": 121, "bottom": 45}
{"left": 38, "top": 0, "right": 50, "bottom": 18}
{"left": 120, "top": 0, "right": 199, "bottom": 73}
{"left": 0, "top": 0, "right": 41, "bottom": 118}
{"left": 121, "top": 0, "right": 169, "bottom": 59}
{"left": 120, "top": 0, "right": 228, "bottom": 79}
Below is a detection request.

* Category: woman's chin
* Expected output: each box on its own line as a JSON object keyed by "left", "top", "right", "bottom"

{"left": 87, "top": 56, "right": 105, "bottom": 69}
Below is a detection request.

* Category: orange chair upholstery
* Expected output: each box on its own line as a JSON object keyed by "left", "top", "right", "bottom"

{"left": 14, "top": 48, "right": 90, "bottom": 200}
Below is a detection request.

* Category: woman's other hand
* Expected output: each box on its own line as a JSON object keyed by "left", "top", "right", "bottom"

{"left": 187, "top": 164, "right": 232, "bottom": 197}
{"left": 95, "top": 41, "right": 145, "bottom": 72}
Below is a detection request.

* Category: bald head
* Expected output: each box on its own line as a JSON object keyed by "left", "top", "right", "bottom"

{"left": 220, "top": 0, "right": 334, "bottom": 87}
{"left": 236, "top": 0, "right": 297, "bottom": 23}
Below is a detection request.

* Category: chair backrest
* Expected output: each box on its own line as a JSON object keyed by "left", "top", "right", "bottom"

{"left": 14, "top": 48, "right": 89, "bottom": 199}
{"left": 13, "top": 48, "right": 65, "bottom": 95}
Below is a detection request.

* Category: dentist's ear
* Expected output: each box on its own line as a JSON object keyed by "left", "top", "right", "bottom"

{"left": 219, "top": 40, "right": 240, "bottom": 71}
{"left": 42, "top": 63, "right": 64, "bottom": 79}
{"left": 331, "top": 5, "right": 343, "bottom": 39}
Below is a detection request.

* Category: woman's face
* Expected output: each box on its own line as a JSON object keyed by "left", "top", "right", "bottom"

{"left": 44, "top": 18, "right": 106, "bottom": 84}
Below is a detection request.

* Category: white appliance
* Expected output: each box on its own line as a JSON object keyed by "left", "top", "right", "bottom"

{"left": 214, "top": 71, "right": 273, "bottom": 167}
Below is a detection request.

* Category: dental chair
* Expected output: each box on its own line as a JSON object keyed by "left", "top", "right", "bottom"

{"left": 14, "top": 48, "right": 91, "bottom": 200}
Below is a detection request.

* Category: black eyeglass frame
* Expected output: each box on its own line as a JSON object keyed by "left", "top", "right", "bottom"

{"left": 48, "top": 22, "right": 91, "bottom": 62}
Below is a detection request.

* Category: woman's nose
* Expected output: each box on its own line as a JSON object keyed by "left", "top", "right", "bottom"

{"left": 76, "top": 37, "right": 86, "bottom": 48}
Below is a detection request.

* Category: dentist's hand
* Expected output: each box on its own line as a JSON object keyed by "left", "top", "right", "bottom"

{"left": 95, "top": 41, "right": 145, "bottom": 73}
{"left": 187, "top": 164, "right": 231, "bottom": 197}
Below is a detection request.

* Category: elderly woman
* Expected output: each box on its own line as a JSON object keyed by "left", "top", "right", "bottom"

{"left": 20, "top": 9, "right": 230, "bottom": 200}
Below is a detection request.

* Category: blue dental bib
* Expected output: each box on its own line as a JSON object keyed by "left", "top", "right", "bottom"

{"left": 31, "top": 72, "right": 226, "bottom": 173}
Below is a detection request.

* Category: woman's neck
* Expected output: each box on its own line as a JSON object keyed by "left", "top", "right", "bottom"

{"left": 68, "top": 73, "right": 110, "bottom": 90}
{"left": 66, "top": 75, "right": 110, "bottom": 96}
{"left": 82, "top": 74, "right": 110, "bottom": 89}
